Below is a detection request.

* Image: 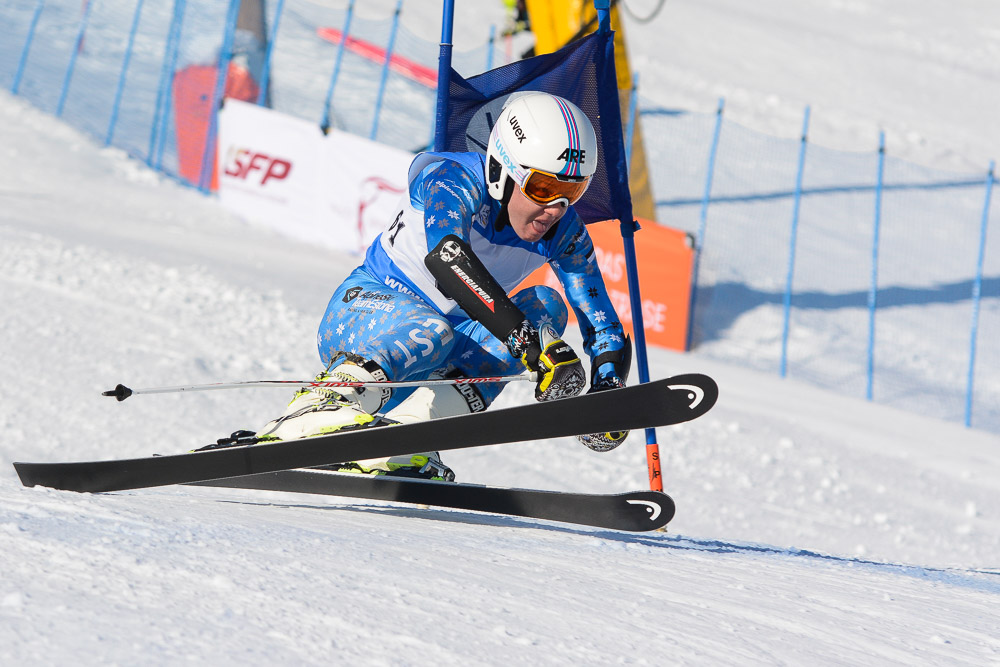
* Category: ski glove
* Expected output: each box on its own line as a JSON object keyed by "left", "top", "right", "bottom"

{"left": 507, "top": 320, "right": 587, "bottom": 402}
{"left": 576, "top": 370, "right": 629, "bottom": 452}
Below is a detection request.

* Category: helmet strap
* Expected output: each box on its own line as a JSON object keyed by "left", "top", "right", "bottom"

{"left": 494, "top": 178, "right": 515, "bottom": 232}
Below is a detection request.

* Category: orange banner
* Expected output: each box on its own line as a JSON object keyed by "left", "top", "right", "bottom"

{"left": 173, "top": 63, "right": 259, "bottom": 190}
{"left": 518, "top": 219, "right": 694, "bottom": 351}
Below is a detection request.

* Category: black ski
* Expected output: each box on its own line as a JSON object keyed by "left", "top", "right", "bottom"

{"left": 191, "top": 469, "right": 675, "bottom": 532}
{"left": 14, "top": 374, "right": 717, "bottom": 494}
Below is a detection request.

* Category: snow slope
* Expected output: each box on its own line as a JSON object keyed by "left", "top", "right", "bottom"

{"left": 2, "top": 89, "right": 999, "bottom": 665}
{"left": 3, "top": 1, "right": 1000, "bottom": 663}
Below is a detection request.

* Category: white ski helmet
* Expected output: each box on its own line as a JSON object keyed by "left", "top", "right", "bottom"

{"left": 485, "top": 92, "right": 598, "bottom": 207}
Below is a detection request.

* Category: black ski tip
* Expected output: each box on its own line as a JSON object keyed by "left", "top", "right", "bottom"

{"left": 618, "top": 490, "right": 675, "bottom": 531}
{"left": 102, "top": 384, "right": 133, "bottom": 402}
{"left": 12, "top": 462, "right": 37, "bottom": 487}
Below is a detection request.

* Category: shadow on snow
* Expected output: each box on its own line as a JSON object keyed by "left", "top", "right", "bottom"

{"left": 691, "top": 276, "right": 1000, "bottom": 346}
{"left": 216, "top": 497, "right": 1000, "bottom": 593}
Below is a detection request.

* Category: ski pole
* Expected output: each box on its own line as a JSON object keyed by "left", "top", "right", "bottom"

{"left": 102, "top": 373, "right": 537, "bottom": 402}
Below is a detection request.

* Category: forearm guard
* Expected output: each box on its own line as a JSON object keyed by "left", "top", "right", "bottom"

{"left": 424, "top": 235, "right": 526, "bottom": 345}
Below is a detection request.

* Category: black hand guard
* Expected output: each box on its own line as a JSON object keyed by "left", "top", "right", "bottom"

{"left": 521, "top": 323, "right": 586, "bottom": 402}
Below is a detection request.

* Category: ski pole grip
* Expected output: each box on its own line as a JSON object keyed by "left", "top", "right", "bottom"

{"left": 102, "top": 384, "right": 134, "bottom": 402}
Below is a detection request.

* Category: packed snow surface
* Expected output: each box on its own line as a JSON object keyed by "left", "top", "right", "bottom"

{"left": 2, "top": 0, "right": 1000, "bottom": 663}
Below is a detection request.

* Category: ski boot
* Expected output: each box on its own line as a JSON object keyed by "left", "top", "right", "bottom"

{"left": 333, "top": 452, "right": 456, "bottom": 482}
{"left": 256, "top": 356, "right": 390, "bottom": 442}
{"left": 331, "top": 377, "right": 485, "bottom": 482}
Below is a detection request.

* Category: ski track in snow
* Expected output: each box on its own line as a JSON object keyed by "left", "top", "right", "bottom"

{"left": 3, "top": 0, "right": 1000, "bottom": 660}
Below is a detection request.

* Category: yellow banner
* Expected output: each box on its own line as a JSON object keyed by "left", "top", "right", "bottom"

{"left": 524, "top": 0, "right": 655, "bottom": 221}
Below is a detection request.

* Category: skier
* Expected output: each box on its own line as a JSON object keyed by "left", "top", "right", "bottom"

{"left": 257, "top": 92, "right": 631, "bottom": 480}
{"left": 501, "top": 0, "right": 531, "bottom": 36}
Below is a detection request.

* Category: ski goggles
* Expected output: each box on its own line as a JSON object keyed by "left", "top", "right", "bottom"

{"left": 520, "top": 168, "right": 591, "bottom": 206}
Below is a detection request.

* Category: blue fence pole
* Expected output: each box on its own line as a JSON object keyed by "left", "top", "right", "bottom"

{"left": 105, "top": 0, "right": 146, "bottom": 146}
{"left": 964, "top": 161, "right": 995, "bottom": 428}
{"left": 780, "top": 105, "right": 811, "bottom": 377}
{"left": 866, "top": 131, "right": 886, "bottom": 401}
{"left": 433, "top": 0, "right": 455, "bottom": 151}
{"left": 152, "top": 5, "right": 189, "bottom": 173}
{"left": 148, "top": 0, "right": 186, "bottom": 167}
{"left": 320, "top": 0, "right": 354, "bottom": 132}
{"left": 152, "top": 8, "right": 185, "bottom": 173}
{"left": 685, "top": 97, "right": 725, "bottom": 350}
{"left": 625, "top": 73, "right": 639, "bottom": 167}
{"left": 56, "top": 0, "right": 96, "bottom": 117}
{"left": 11, "top": 0, "right": 45, "bottom": 95}
{"left": 370, "top": 0, "right": 403, "bottom": 141}
{"left": 256, "top": 0, "right": 287, "bottom": 107}
{"left": 486, "top": 24, "right": 496, "bottom": 71}
{"left": 198, "top": 0, "right": 243, "bottom": 192}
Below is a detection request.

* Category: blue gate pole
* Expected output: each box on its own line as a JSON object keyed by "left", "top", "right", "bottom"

{"left": 780, "top": 105, "right": 810, "bottom": 377}
{"left": 106, "top": 0, "right": 146, "bottom": 146}
{"left": 685, "top": 97, "right": 725, "bottom": 350}
{"left": 148, "top": 0, "right": 186, "bottom": 168}
{"left": 369, "top": 0, "right": 403, "bottom": 141}
{"left": 866, "top": 132, "right": 886, "bottom": 401}
{"left": 433, "top": 0, "right": 455, "bottom": 151}
{"left": 621, "top": 77, "right": 645, "bottom": 388}
{"left": 256, "top": 0, "right": 287, "bottom": 107}
{"left": 11, "top": 0, "right": 45, "bottom": 95}
{"left": 197, "top": 0, "right": 243, "bottom": 193}
{"left": 56, "top": 0, "right": 96, "bottom": 117}
{"left": 964, "top": 161, "right": 995, "bottom": 428}
{"left": 589, "top": 0, "right": 661, "bottom": 489}
{"left": 486, "top": 24, "right": 496, "bottom": 71}
{"left": 320, "top": 0, "right": 354, "bottom": 132}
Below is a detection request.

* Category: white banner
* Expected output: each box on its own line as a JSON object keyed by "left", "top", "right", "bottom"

{"left": 217, "top": 99, "right": 413, "bottom": 254}
{"left": 323, "top": 129, "right": 411, "bottom": 251}
{"left": 218, "top": 100, "right": 328, "bottom": 245}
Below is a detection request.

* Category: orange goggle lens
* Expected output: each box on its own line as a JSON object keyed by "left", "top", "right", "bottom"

{"left": 521, "top": 168, "right": 591, "bottom": 206}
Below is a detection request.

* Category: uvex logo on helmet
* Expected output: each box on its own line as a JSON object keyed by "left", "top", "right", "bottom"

{"left": 558, "top": 148, "right": 586, "bottom": 164}
{"left": 508, "top": 115, "right": 527, "bottom": 143}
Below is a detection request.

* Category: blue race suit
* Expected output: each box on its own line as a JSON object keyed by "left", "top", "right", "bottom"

{"left": 317, "top": 151, "right": 626, "bottom": 409}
